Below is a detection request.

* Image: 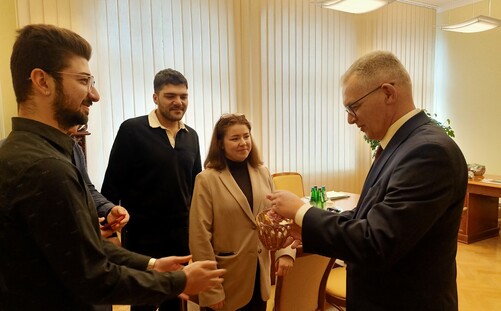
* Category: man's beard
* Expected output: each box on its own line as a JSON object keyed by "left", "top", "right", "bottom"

{"left": 159, "top": 106, "right": 185, "bottom": 123}
{"left": 53, "top": 85, "right": 89, "bottom": 130}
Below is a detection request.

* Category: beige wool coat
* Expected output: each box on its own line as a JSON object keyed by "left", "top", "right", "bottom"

{"left": 189, "top": 164, "right": 295, "bottom": 310}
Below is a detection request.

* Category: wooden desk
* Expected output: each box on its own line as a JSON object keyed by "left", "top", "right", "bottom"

{"left": 326, "top": 193, "right": 360, "bottom": 212}
{"left": 458, "top": 175, "right": 501, "bottom": 244}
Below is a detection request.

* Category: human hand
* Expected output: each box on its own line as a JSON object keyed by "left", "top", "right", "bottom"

{"left": 266, "top": 190, "right": 304, "bottom": 219}
{"left": 106, "top": 205, "right": 129, "bottom": 231}
{"left": 182, "top": 260, "right": 226, "bottom": 296}
{"left": 276, "top": 255, "right": 294, "bottom": 277}
{"left": 283, "top": 223, "right": 302, "bottom": 249}
{"left": 209, "top": 300, "right": 225, "bottom": 310}
{"left": 153, "top": 255, "right": 192, "bottom": 272}
{"left": 98, "top": 217, "right": 115, "bottom": 238}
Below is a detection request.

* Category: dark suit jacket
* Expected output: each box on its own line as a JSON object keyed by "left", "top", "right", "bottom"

{"left": 302, "top": 111, "right": 467, "bottom": 311}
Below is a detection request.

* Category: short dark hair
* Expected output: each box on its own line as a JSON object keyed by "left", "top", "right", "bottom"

{"left": 10, "top": 24, "right": 92, "bottom": 104}
{"left": 153, "top": 68, "right": 188, "bottom": 93}
{"left": 204, "top": 114, "right": 263, "bottom": 170}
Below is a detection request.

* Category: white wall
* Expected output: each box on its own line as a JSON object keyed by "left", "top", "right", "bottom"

{"left": 0, "top": 0, "right": 17, "bottom": 139}
{"left": 435, "top": 0, "right": 501, "bottom": 175}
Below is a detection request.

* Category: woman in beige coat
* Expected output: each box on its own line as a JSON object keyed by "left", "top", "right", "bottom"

{"left": 189, "top": 114, "right": 295, "bottom": 311}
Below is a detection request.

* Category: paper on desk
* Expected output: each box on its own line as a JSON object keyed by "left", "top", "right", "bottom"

{"left": 326, "top": 191, "right": 350, "bottom": 200}
{"left": 482, "top": 178, "right": 501, "bottom": 184}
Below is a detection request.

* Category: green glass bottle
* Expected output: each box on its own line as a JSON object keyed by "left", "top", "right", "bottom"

{"left": 320, "top": 186, "right": 327, "bottom": 209}
{"left": 310, "top": 187, "right": 315, "bottom": 206}
{"left": 310, "top": 186, "right": 318, "bottom": 208}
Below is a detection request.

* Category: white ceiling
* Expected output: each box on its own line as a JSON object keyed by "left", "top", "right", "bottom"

{"left": 400, "top": 0, "right": 483, "bottom": 12}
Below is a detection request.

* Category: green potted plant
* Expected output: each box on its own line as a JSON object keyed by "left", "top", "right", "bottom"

{"left": 364, "top": 110, "right": 455, "bottom": 156}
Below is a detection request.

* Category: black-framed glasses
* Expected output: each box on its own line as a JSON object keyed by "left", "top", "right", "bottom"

{"left": 55, "top": 71, "right": 95, "bottom": 92}
{"left": 344, "top": 83, "right": 393, "bottom": 117}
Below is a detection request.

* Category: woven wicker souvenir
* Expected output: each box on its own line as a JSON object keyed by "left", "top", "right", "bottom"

{"left": 256, "top": 209, "right": 293, "bottom": 251}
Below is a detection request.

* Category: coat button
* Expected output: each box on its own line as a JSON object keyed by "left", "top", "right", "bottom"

{"left": 252, "top": 225, "right": 257, "bottom": 230}
{"left": 258, "top": 249, "right": 262, "bottom": 254}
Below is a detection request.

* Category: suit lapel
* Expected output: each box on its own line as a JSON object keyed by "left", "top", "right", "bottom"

{"left": 358, "top": 111, "right": 431, "bottom": 206}
{"left": 248, "top": 165, "right": 264, "bottom": 219}
{"left": 218, "top": 168, "right": 256, "bottom": 223}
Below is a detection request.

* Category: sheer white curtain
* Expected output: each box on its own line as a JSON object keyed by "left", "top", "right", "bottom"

{"left": 15, "top": 0, "right": 435, "bottom": 194}
{"left": 16, "top": 0, "right": 238, "bottom": 190}
{"left": 247, "top": 0, "right": 436, "bottom": 192}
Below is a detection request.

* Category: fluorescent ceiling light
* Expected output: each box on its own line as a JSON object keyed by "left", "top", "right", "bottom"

{"left": 315, "top": 0, "right": 395, "bottom": 14}
{"left": 441, "top": 15, "right": 501, "bottom": 33}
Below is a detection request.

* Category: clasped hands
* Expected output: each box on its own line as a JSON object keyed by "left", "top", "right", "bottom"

{"left": 266, "top": 190, "right": 304, "bottom": 249}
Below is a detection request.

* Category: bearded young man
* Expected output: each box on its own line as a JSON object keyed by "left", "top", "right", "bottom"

{"left": 102, "top": 68, "right": 202, "bottom": 311}
{"left": 0, "top": 24, "right": 224, "bottom": 311}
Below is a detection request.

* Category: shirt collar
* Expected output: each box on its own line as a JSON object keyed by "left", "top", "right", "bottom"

{"left": 379, "top": 108, "right": 420, "bottom": 149}
{"left": 11, "top": 117, "right": 75, "bottom": 158}
{"left": 148, "top": 109, "right": 188, "bottom": 132}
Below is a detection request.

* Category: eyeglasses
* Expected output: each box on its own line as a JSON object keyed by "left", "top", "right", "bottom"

{"left": 344, "top": 83, "right": 394, "bottom": 117}
{"left": 55, "top": 71, "right": 96, "bottom": 92}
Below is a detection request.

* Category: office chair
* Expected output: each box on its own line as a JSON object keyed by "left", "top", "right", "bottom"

{"left": 269, "top": 172, "right": 306, "bottom": 285}
{"left": 271, "top": 248, "right": 333, "bottom": 311}
{"left": 271, "top": 172, "right": 305, "bottom": 197}
{"left": 325, "top": 261, "right": 347, "bottom": 311}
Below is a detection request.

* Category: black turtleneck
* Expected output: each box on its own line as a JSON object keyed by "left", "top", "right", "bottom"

{"left": 226, "top": 158, "right": 253, "bottom": 211}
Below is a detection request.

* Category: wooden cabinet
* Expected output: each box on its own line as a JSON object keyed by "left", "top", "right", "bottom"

{"left": 458, "top": 175, "right": 501, "bottom": 244}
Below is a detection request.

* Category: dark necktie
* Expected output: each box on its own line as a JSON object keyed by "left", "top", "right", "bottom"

{"left": 374, "top": 145, "right": 383, "bottom": 162}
